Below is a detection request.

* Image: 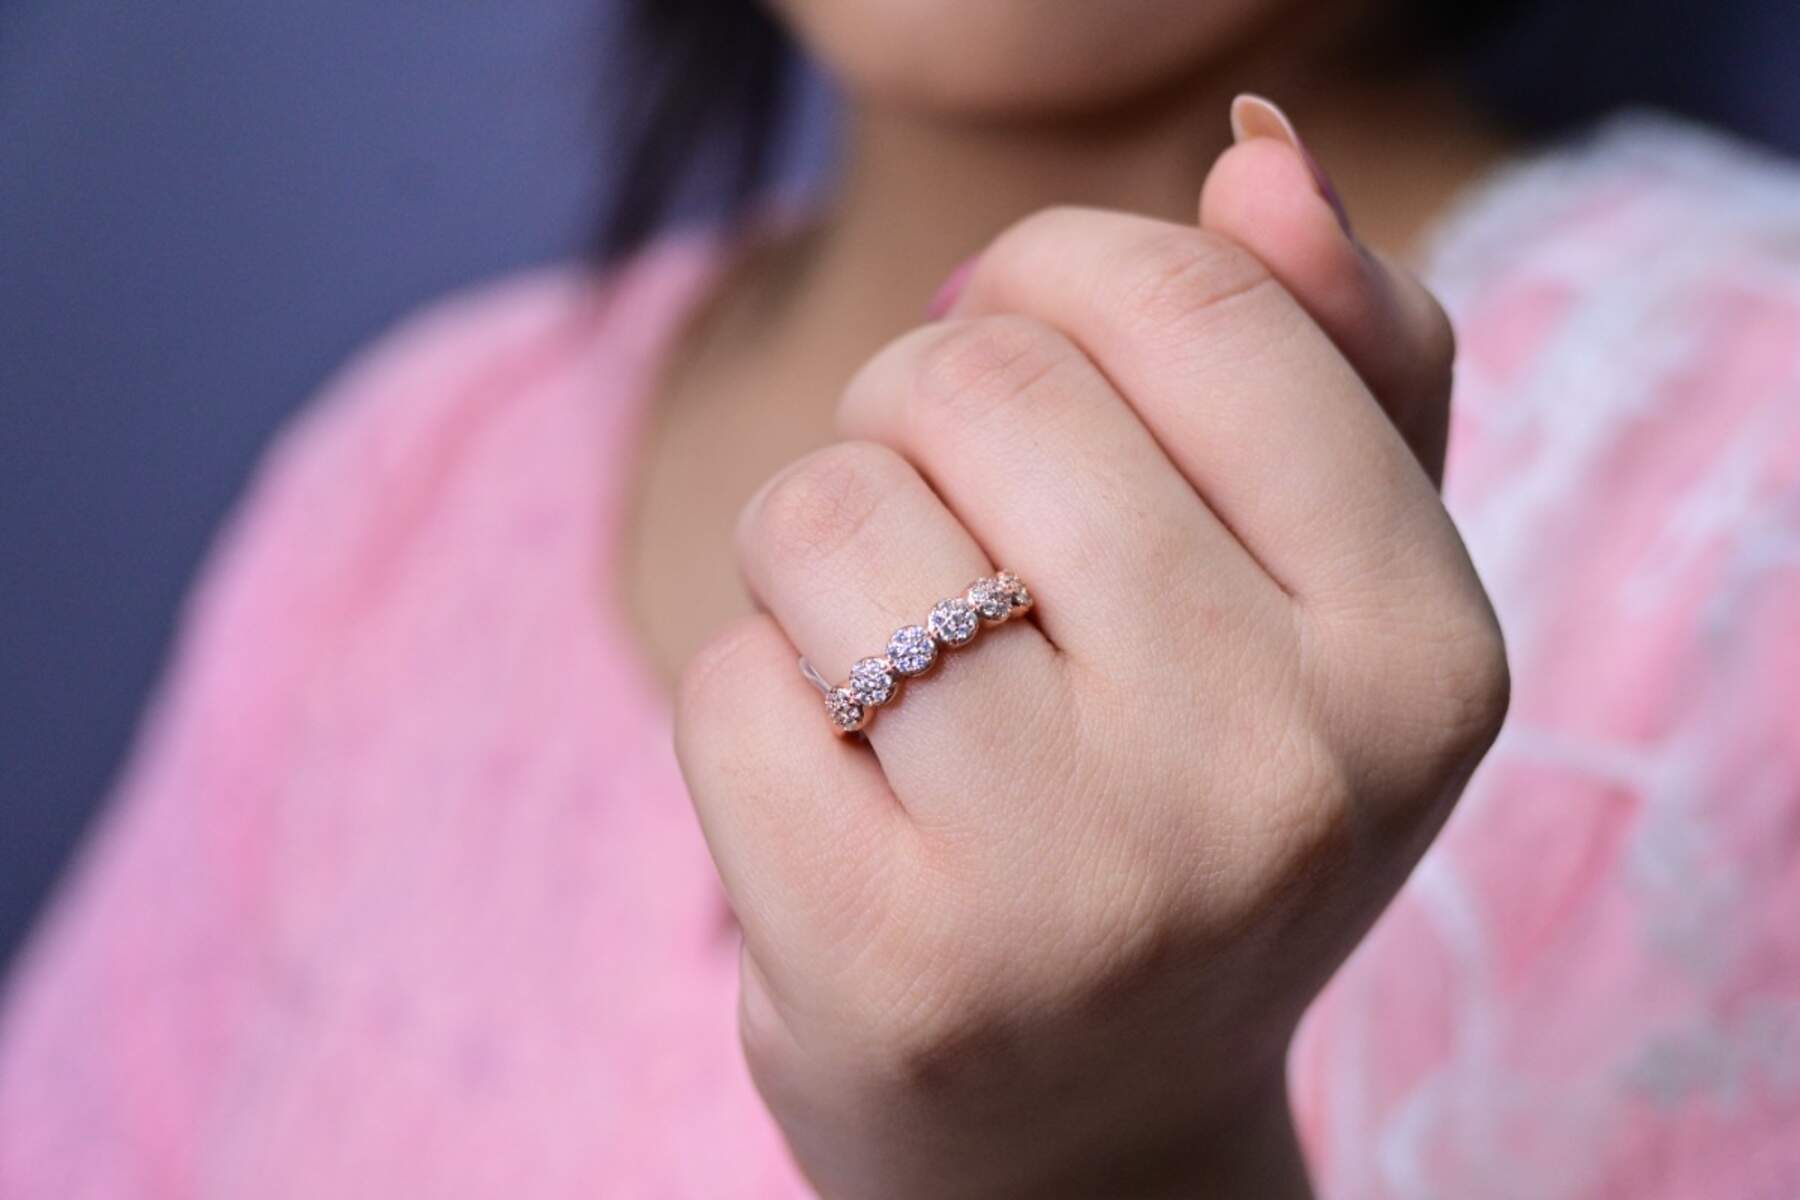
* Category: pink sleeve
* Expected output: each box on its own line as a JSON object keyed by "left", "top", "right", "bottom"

{"left": 1293, "top": 145, "right": 1800, "bottom": 1196}
{"left": 0, "top": 270, "right": 601, "bottom": 1198}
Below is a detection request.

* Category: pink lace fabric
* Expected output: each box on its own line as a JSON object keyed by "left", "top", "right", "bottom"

{"left": 2, "top": 113, "right": 1797, "bottom": 1197}
{"left": 1291, "top": 114, "right": 1800, "bottom": 1197}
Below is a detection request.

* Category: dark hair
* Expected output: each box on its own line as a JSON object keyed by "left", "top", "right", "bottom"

{"left": 597, "top": 0, "right": 1529, "bottom": 266}
{"left": 596, "top": 0, "right": 790, "bottom": 264}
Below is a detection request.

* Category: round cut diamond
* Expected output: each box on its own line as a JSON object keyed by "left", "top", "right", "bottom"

{"left": 996, "top": 570, "right": 1032, "bottom": 612}
{"left": 886, "top": 624, "right": 937, "bottom": 676}
{"left": 928, "top": 597, "right": 980, "bottom": 646}
{"left": 967, "top": 576, "right": 1013, "bottom": 623}
{"left": 825, "top": 687, "right": 866, "bottom": 733}
{"left": 849, "top": 656, "right": 898, "bottom": 706}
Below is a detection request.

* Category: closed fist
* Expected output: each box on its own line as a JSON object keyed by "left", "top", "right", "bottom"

{"left": 676, "top": 132, "right": 1507, "bottom": 1198}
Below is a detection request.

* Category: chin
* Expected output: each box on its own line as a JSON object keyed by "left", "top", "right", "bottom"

{"left": 776, "top": 0, "right": 1290, "bottom": 119}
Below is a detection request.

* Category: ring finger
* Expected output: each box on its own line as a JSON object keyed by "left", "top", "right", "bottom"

{"left": 736, "top": 439, "right": 1065, "bottom": 814}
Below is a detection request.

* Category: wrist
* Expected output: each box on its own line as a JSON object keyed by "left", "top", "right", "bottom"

{"left": 1023, "top": 1068, "right": 1313, "bottom": 1200}
{"left": 1155, "top": 1072, "right": 1311, "bottom": 1200}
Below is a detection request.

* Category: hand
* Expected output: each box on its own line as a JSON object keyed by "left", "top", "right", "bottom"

{"left": 675, "top": 131, "right": 1508, "bottom": 1198}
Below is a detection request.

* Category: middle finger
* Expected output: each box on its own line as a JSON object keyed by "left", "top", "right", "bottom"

{"left": 838, "top": 313, "right": 1279, "bottom": 667}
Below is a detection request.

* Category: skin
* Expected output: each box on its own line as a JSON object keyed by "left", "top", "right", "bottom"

{"left": 626, "top": 2, "right": 1518, "bottom": 1194}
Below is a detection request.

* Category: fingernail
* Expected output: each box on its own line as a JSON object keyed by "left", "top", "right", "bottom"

{"left": 926, "top": 256, "right": 979, "bottom": 320}
{"left": 1229, "top": 93, "right": 1353, "bottom": 238}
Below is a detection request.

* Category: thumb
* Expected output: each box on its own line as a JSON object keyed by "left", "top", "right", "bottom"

{"left": 1200, "top": 94, "right": 1455, "bottom": 486}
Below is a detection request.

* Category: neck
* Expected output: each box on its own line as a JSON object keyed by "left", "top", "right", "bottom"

{"left": 819, "top": 93, "right": 1239, "bottom": 318}
{"left": 668, "top": 60, "right": 1514, "bottom": 455}
{"left": 755, "top": 69, "right": 1504, "bottom": 392}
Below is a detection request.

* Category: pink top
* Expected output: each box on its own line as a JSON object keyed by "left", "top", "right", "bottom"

{"left": 4, "top": 113, "right": 1799, "bottom": 1198}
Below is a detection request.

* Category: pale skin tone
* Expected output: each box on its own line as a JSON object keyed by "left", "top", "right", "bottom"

{"left": 625, "top": 2, "right": 1516, "bottom": 1194}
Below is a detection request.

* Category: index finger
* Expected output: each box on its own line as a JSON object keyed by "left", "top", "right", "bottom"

{"left": 948, "top": 208, "right": 1469, "bottom": 608}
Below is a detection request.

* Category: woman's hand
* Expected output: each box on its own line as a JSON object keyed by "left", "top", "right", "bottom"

{"left": 675, "top": 126, "right": 1508, "bottom": 1198}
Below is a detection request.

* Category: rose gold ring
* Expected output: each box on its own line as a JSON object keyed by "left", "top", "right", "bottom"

{"left": 799, "top": 571, "right": 1033, "bottom": 735}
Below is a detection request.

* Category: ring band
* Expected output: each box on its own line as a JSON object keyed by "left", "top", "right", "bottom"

{"left": 802, "top": 571, "right": 1034, "bottom": 735}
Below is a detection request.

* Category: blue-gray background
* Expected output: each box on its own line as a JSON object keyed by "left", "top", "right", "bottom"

{"left": 3, "top": 1, "right": 1798, "bottom": 965}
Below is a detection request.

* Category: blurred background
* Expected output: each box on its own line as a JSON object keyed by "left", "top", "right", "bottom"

{"left": 3, "top": 0, "right": 1798, "bottom": 965}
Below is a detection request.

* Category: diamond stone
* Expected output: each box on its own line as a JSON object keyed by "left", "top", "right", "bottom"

{"left": 996, "top": 570, "right": 1032, "bottom": 612}
{"left": 849, "top": 656, "right": 898, "bottom": 707}
{"left": 886, "top": 624, "right": 937, "bottom": 676}
{"left": 825, "top": 687, "right": 866, "bottom": 733}
{"left": 967, "top": 576, "right": 1013, "bottom": 623}
{"left": 927, "top": 597, "right": 980, "bottom": 646}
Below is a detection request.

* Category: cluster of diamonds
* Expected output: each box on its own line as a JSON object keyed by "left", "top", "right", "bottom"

{"left": 823, "top": 571, "right": 1032, "bottom": 734}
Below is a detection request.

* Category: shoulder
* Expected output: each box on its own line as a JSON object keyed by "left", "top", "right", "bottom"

{"left": 150, "top": 234, "right": 724, "bottom": 723}
{"left": 265, "top": 266, "right": 601, "bottom": 495}
{"left": 1432, "top": 110, "right": 1800, "bottom": 282}
{"left": 233, "top": 234, "right": 718, "bottom": 551}
{"left": 201, "top": 267, "right": 597, "bottom": 620}
{"left": 1430, "top": 111, "right": 1800, "bottom": 360}
{"left": 1435, "top": 113, "right": 1800, "bottom": 500}
{"left": 274, "top": 236, "right": 719, "bottom": 492}
{"left": 33, "top": 235, "right": 724, "bottom": 869}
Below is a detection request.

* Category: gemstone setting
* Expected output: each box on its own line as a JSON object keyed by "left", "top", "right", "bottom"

{"left": 825, "top": 687, "right": 867, "bottom": 733}
{"left": 967, "top": 576, "right": 1014, "bottom": 623}
{"left": 816, "top": 572, "right": 1028, "bottom": 732}
{"left": 886, "top": 624, "right": 937, "bottom": 676}
{"left": 849, "top": 656, "right": 899, "bottom": 706}
{"left": 927, "top": 597, "right": 980, "bottom": 646}
{"left": 996, "top": 570, "right": 1032, "bottom": 613}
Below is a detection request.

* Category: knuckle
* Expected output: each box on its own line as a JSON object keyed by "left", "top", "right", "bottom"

{"left": 855, "top": 964, "right": 997, "bottom": 1093}
{"left": 827, "top": 880, "right": 1005, "bottom": 1090}
{"left": 737, "top": 956, "right": 802, "bottom": 1082}
{"left": 1374, "top": 597, "right": 1512, "bottom": 772}
{"left": 741, "top": 441, "right": 907, "bottom": 568}
{"left": 993, "top": 204, "right": 1095, "bottom": 259}
{"left": 1260, "top": 725, "right": 1358, "bottom": 885}
{"left": 1373, "top": 251, "right": 1459, "bottom": 393}
{"left": 737, "top": 991, "right": 784, "bottom": 1079}
{"left": 1114, "top": 227, "right": 1275, "bottom": 338}
{"left": 1316, "top": 590, "right": 1511, "bottom": 822}
{"left": 877, "top": 1007, "right": 999, "bottom": 1094}
{"left": 674, "top": 615, "right": 780, "bottom": 740}
{"left": 1418, "top": 288, "right": 1458, "bottom": 396}
{"left": 1433, "top": 605, "right": 1512, "bottom": 754}
{"left": 906, "top": 315, "right": 1076, "bottom": 431}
